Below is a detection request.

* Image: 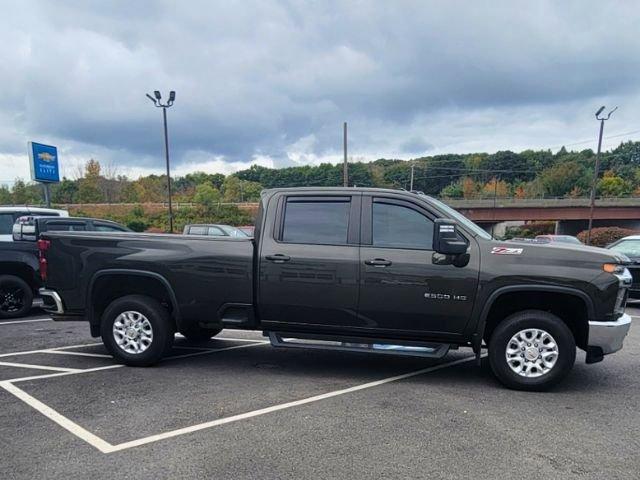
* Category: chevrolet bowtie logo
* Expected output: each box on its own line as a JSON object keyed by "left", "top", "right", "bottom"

{"left": 37, "top": 152, "right": 56, "bottom": 162}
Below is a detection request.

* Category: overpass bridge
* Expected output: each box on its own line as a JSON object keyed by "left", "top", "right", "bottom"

{"left": 446, "top": 197, "right": 640, "bottom": 235}
{"left": 447, "top": 197, "right": 640, "bottom": 222}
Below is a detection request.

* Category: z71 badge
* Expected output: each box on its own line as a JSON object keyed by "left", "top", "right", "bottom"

{"left": 491, "top": 246, "right": 523, "bottom": 255}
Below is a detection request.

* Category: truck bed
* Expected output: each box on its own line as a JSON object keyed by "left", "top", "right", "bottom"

{"left": 41, "top": 231, "right": 255, "bottom": 323}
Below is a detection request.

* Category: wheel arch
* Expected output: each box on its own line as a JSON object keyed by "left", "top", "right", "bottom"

{"left": 476, "top": 285, "right": 595, "bottom": 351}
{"left": 88, "top": 269, "right": 181, "bottom": 331}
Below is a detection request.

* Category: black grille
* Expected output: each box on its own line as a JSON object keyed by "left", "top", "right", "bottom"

{"left": 629, "top": 266, "right": 640, "bottom": 286}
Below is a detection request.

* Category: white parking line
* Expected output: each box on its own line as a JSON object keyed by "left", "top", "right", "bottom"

{"left": 0, "top": 353, "right": 482, "bottom": 454}
{"left": 0, "top": 361, "right": 80, "bottom": 373}
{"left": 0, "top": 318, "right": 52, "bottom": 326}
{"left": 43, "top": 350, "right": 113, "bottom": 359}
{"left": 0, "top": 381, "right": 114, "bottom": 453}
{"left": 0, "top": 343, "right": 103, "bottom": 359}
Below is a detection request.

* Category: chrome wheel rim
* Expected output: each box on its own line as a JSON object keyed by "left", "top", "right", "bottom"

{"left": 113, "top": 311, "right": 153, "bottom": 354}
{"left": 505, "top": 328, "right": 559, "bottom": 378}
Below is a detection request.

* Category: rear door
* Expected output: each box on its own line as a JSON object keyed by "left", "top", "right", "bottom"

{"left": 358, "top": 195, "right": 480, "bottom": 336}
{"left": 258, "top": 193, "right": 362, "bottom": 332}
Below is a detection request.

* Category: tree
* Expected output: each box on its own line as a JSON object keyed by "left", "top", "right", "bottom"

{"left": 539, "top": 161, "right": 590, "bottom": 197}
{"left": 597, "top": 170, "right": 633, "bottom": 197}
{"left": 0, "top": 185, "right": 12, "bottom": 204}
{"left": 52, "top": 178, "right": 79, "bottom": 204}
{"left": 193, "top": 182, "right": 222, "bottom": 209}
{"left": 482, "top": 178, "right": 510, "bottom": 197}
{"left": 222, "top": 176, "right": 263, "bottom": 202}
{"left": 77, "top": 159, "right": 104, "bottom": 203}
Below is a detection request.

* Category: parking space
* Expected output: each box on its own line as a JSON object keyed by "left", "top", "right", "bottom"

{"left": 0, "top": 310, "right": 639, "bottom": 479}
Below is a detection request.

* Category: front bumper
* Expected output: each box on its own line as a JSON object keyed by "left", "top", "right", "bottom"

{"left": 588, "top": 313, "right": 632, "bottom": 355}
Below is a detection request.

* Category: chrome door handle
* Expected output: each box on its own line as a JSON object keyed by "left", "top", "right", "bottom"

{"left": 365, "top": 258, "right": 392, "bottom": 267}
{"left": 266, "top": 254, "right": 291, "bottom": 263}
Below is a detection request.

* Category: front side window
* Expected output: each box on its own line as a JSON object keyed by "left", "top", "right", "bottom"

{"left": 207, "top": 227, "right": 227, "bottom": 236}
{"left": 95, "top": 224, "right": 126, "bottom": 232}
{"left": 282, "top": 199, "right": 350, "bottom": 245}
{"left": 373, "top": 201, "right": 433, "bottom": 250}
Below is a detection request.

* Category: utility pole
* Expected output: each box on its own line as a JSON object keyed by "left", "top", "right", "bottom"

{"left": 586, "top": 105, "right": 617, "bottom": 245}
{"left": 343, "top": 122, "right": 348, "bottom": 187}
{"left": 146, "top": 90, "right": 176, "bottom": 233}
{"left": 410, "top": 163, "right": 415, "bottom": 191}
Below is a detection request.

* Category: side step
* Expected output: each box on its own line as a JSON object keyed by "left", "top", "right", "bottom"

{"left": 266, "top": 331, "right": 450, "bottom": 359}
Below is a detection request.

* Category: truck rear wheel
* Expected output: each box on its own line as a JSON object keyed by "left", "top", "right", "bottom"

{"left": 0, "top": 275, "right": 33, "bottom": 319}
{"left": 179, "top": 325, "right": 222, "bottom": 342}
{"left": 488, "top": 310, "right": 576, "bottom": 391}
{"left": 101, "top": 295, "right": 174, "bottom": 367}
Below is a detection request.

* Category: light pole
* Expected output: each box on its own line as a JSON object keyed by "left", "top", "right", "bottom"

{"left": 146, "top": 90, "right": 176, "bottom": 233}
{"left": 586, "top": 105, "right": 617, "bottom": 245}
{"left": 343, "top": 122, "right": 348, "bottom": 187}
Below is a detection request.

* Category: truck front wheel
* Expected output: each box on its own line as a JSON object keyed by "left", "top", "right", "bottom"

{"left": 488, "top": 310, "right": 576, "bottom": 391}
{"left": 101, "top": 295, "right": 174, "bottom": 367}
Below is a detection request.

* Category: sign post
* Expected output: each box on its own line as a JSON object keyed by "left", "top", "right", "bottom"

{"left": 28, "top": 142, "right": 60, "bottom": 207}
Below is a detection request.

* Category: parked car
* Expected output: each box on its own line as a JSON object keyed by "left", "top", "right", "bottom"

{"left": 0, "top": 216, "right": 129, "bottom": 318}
{"left": 38, "top": 187, "right": 632, "bottom": 391}
{"left": 0, "top": 206, "right": 68, "bottom": 242}
{"left": 183, "top": 224, "right": 249, "bottom": 237}
{"left": 607, "top": 235, "right": 640, "bottom": 299}
{"left": 535, "top": 235, "right": 583, "bottom": 245}
{"left": 238, "top": 226, "right": 255, "bottom": 236}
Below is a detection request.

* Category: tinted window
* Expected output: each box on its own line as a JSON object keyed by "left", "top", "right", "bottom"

{"left": 282, "top": 199, "right": 350, "bottom": 245}
{"left": 94, "top": 224, "right": 126, "bottom": 232}
{"left": 46, "top": 223, "right": 87, "bottom": 232}
{"left": 188, "top": 226, "right": 208, "bottom": 235}
{"left": 373, "top": 201, "right": 433, "bottom": 249}
{"left": 0, "top": 214, "right": 14, "bottom": 234}
{"left": 207, "top": 227, "right": 227, "bottom": 236}
{"left": 610, "top": 239, "right": 640, "bottom": 257}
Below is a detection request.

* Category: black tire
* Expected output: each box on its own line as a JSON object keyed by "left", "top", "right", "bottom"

{"left": 101, "top": 295, "right": 174, "bottom": 367}
{"left": 0, "top": 275, "right": 33, "bottom": 319}
{"left": 488, "top": 310, "right": 576, "bottom": 391}
{"left": 179, "top": 324, "right": 222, "bottom": 342}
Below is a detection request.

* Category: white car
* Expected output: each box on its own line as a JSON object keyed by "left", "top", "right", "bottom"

{"left": 0, "top": 207, "right": 68, "bottom": 241}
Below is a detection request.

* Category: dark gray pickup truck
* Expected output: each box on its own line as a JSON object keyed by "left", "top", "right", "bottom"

{"left": 39, "top": 188, "right": 633, "bottom": 390}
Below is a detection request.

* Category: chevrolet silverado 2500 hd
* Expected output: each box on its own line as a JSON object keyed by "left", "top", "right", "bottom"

{"left": 38, "top": 188, "right": 633, "bottom": 390}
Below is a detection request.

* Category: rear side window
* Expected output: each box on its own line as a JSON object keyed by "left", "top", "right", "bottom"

{"left": 372, "top": 201, "right": 433, "bottom": 250}
{"left": 282, "top": 199, "right": 350, "bottom": 245}
{"left": 188, "top": 226, "right": 208, "bottom": 235}
{"left": 46, "top": 223, "right": 87, "bottom": 232}
{"left": 0, "top": 213, "right": 14, "bottom": 235}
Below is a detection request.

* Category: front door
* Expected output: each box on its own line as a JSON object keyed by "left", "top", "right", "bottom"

{"left": 258, "top": 193, "right": 362, "bottom": 332}
{"left": 358, "top": 195, "right": 479, "bottom": 336}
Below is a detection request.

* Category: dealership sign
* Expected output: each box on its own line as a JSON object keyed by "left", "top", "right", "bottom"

{"left": 28, "top": 141, "right": 60, "bottom": 183}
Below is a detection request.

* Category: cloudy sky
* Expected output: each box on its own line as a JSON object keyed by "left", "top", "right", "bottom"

{"left": 1, "top": 0, "right": 640, "bottom": 184}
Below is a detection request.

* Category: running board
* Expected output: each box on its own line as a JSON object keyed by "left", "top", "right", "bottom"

{"left": 266, "top": 332, "right": 450, "bottom": 359}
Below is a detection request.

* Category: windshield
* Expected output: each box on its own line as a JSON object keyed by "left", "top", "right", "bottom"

{"left": 610, "top": 239, "right": 640, "bottom": 258}
{"left": 426, "top": 196, "right": 493, "bottom": 240}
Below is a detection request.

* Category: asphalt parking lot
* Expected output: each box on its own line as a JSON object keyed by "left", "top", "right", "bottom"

{"left": 0, "top": 308, "right": 639, "bottom": 479}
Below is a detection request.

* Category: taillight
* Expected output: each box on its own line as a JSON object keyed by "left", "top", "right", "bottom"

{"left": 38, "top": 239, "right": 51, "bottom": 282}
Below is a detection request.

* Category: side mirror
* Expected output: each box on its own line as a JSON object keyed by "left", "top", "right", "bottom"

{"left": 12, "top": 216, "right": 37, "bottom": 242}
{"left": 433, "top": 219, "right": 467, "bottom": 255}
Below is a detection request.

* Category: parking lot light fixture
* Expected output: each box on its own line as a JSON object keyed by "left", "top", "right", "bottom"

{"left": 146, "top": 90, "right": 176, "bottom": 233}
